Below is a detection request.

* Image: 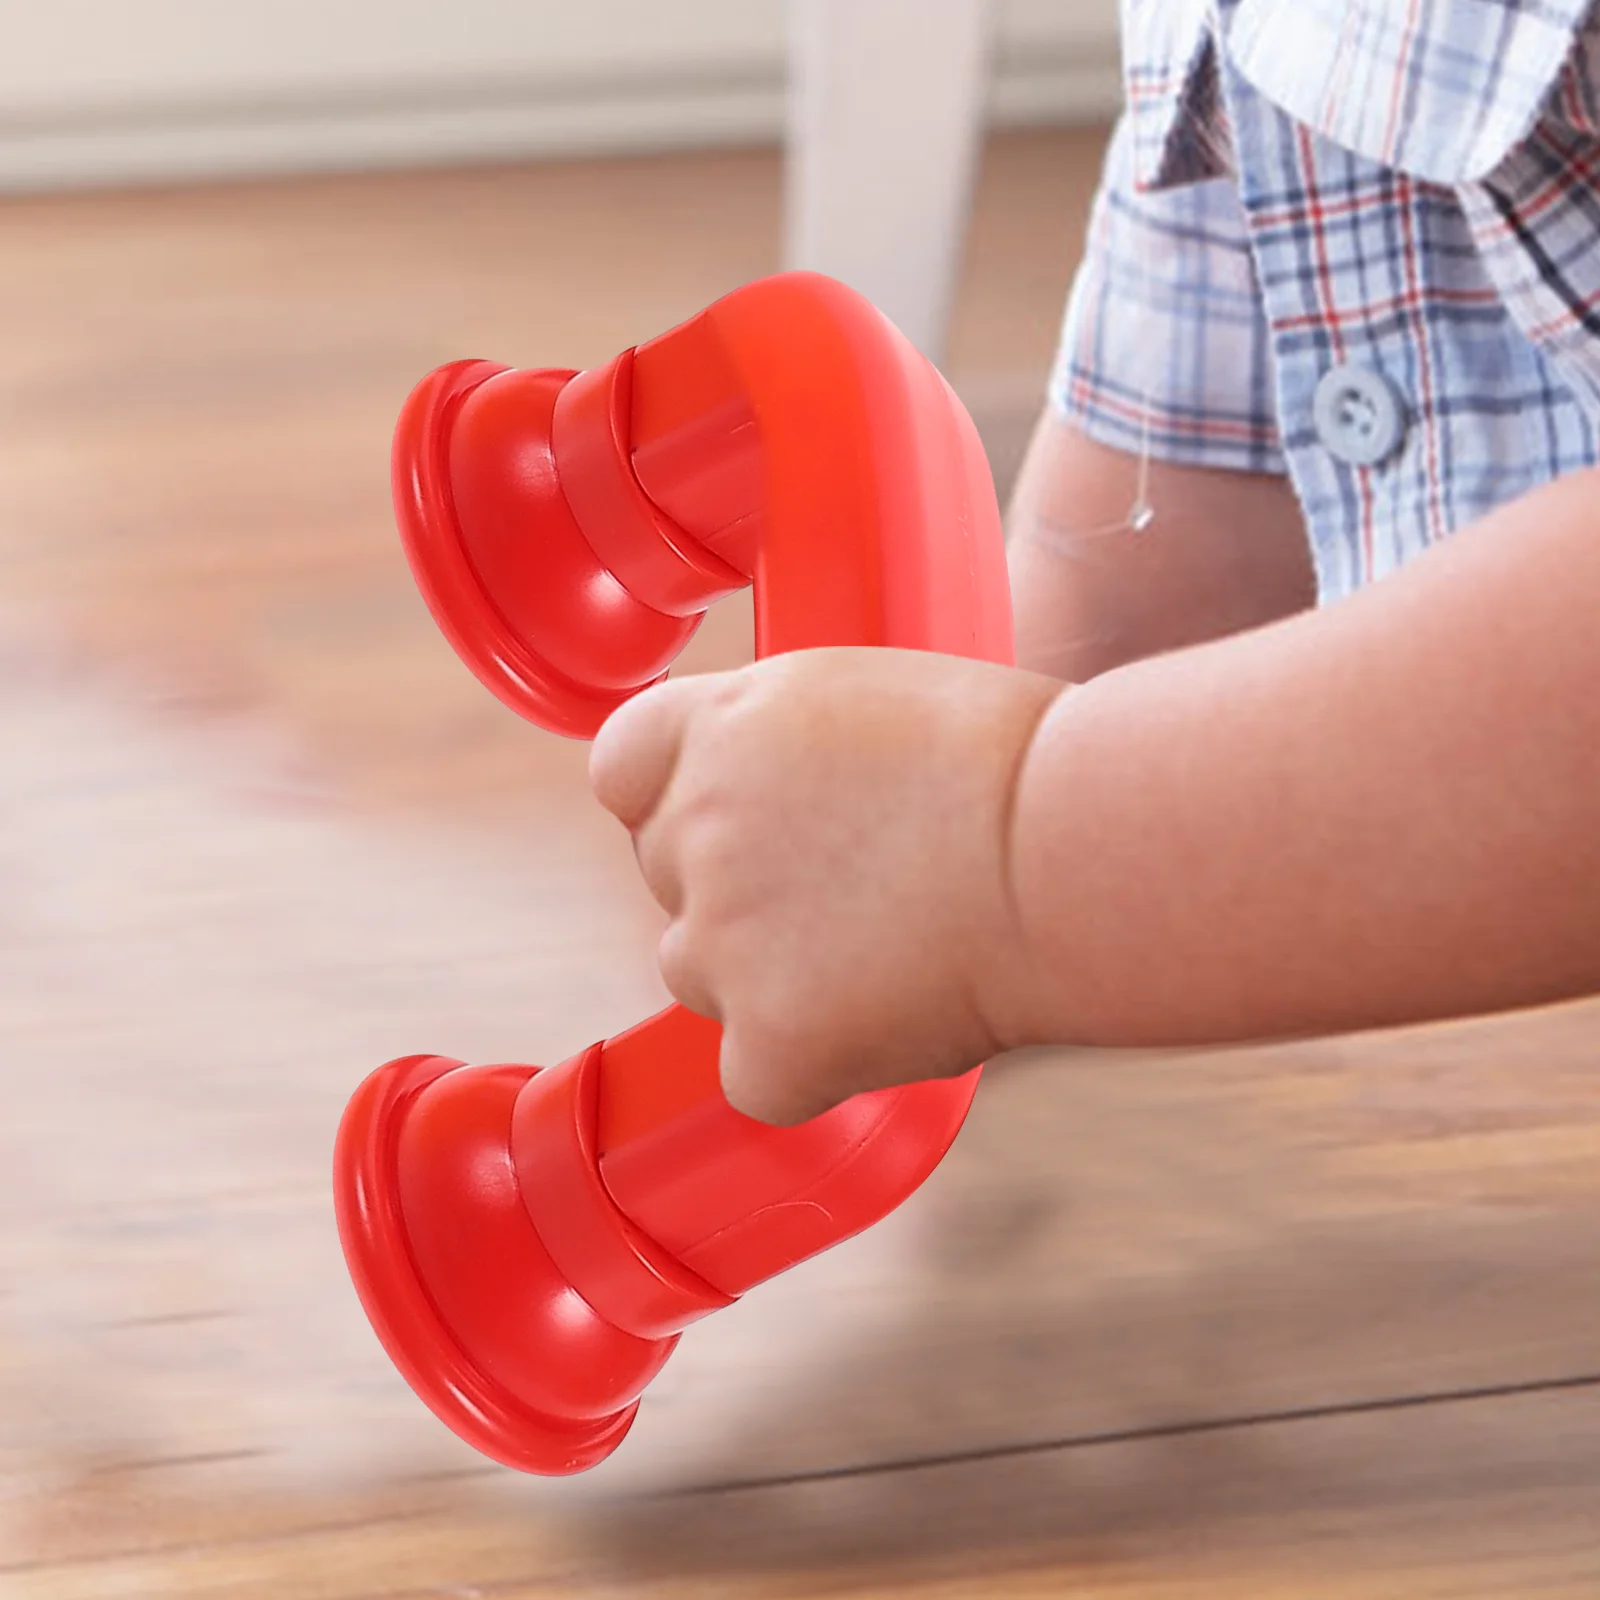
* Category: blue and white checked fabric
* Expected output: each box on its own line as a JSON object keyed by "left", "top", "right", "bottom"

{"left": 1051, "top": 0, "right": 1600, "bottom": 602}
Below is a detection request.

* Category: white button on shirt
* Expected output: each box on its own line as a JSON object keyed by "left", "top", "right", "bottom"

{"left": 1312, "top": 366, "right": 1407, "bottom": 469}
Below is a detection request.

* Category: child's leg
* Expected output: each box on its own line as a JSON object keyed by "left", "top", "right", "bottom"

{"left": 1006, "top": 413, "right": 1314, "bottom": 682}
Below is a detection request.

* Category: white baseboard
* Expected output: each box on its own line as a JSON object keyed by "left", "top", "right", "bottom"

{"left": 0, "top": 50, "right": 1121, "bottom": 193}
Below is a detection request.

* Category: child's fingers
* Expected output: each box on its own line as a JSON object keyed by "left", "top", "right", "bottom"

{"left": 718, "top": 1020, "right": 833, "bottom": 1128}
{"left": 656, "top": 919, "right": 720, "bottom": 1024}
{"left": 589, "top": 674, "right": 708, "bottom": 829}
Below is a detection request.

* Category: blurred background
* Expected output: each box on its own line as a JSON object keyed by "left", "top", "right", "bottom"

{"left": 3, "top": 3, "right": 1600, "bottom": 1597}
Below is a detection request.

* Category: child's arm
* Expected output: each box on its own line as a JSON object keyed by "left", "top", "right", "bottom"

{"left": 1006, "top": 414, "right": 1313, "bottom": 680}
{"left": 1005, "top": 457, "right": 1600, "bottom": 1052}
{"left": 591, "top": 465, "right": 1600, "bottom": 1126}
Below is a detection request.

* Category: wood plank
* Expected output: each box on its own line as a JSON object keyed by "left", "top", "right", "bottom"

{"left": 617, "top": 1384, "right": 1600, "bottom": 1594}
{"left": 8, "top": 1388, "right": 1600, "bottom": 1596}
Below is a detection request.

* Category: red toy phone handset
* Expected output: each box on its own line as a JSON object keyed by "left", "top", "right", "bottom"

{"left": 333, "top": 272, "right": 1013, "bottom": 1474}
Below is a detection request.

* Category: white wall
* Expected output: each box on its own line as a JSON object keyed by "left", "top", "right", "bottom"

{"left": 0, "top": 0, "right": 1120, "bottom": 190}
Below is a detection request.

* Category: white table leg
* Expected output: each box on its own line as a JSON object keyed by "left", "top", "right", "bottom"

{"left": 785, "top": 0, "right": 994, "bottom": 367}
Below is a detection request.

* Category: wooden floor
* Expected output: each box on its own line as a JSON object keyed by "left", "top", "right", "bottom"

{"left": 2, "top": 131, "right": 1599, "bottom": 1598}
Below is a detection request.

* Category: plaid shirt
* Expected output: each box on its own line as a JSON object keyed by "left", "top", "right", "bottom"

{"left": 1051, "top": 0, "right": 1600, "bottom": 601}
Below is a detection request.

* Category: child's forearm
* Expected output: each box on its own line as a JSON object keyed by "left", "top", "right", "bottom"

{"left": 1003, "top": 466, "right": 1600, "bottom": 1048}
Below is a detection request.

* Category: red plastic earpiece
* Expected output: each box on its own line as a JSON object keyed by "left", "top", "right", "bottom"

{"left": 334, "top": 272, "right": 1013, "bottom": 1474}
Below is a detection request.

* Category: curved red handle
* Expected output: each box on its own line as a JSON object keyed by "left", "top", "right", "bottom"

{"left": 335, "top": 273, "right": 1011, "bottom": 1473}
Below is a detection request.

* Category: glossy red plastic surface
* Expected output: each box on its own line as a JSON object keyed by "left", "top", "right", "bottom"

{"left": 510, "top": 1042, "right": 735, "bottom": 1339}
{"left": 334, "top": 271, "right": 1013, "bottom": 1473}
{"left": 393, "top": 360, "right": 697, "bottom": 735}
{"left": 333, "top": 1056, "right": 652, "bottom": 1473}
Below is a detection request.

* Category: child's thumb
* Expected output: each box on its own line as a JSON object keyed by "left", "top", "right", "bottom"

{"left": 718, "top": 1020, "right": 835, "bottom": 1129}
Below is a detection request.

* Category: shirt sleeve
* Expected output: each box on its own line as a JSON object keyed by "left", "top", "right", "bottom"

{"left": 1048, "top": 114, "right": 1287, "bottom": 478}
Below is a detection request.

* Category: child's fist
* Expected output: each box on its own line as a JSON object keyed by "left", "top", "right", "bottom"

{"left": 589, "top": 647, "right": 1061, "bottom": 1125}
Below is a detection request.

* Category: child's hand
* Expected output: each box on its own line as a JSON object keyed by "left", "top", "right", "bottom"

{"left": 590, "top": 648, "right": 1062, "bottom": 1125}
